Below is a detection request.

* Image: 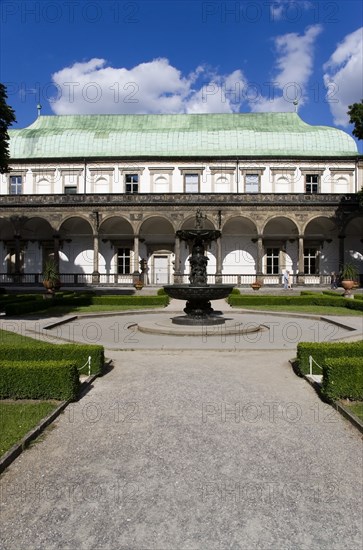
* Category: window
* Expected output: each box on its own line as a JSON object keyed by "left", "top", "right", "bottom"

{"left": 304, "top": 248, "right": 317, "bottom": 274}
{"left": 245, "top": 174, "right": 259, "bottom": 193}
{"left": 64, "top": 186, "right": 77, "bottom": 195}
{"left": 117, "top": 248, "right": 131, "bottom": 274}
{"left": 125, "top": 174, "right": 139, "bottom": 193}
{"left": 185, "top": 173, "right": 199, "bottom": 193}
{"left": 305, "top": 174, "right": 319, "bottom": 194}
{"left": 266, "top": 248, "right": 279, "bottom": 274}
{"left": 9, "top": 175, "right": 22, "bottom": 195}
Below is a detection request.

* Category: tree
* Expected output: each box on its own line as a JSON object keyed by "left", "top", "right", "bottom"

{"left": 0, "top": 83, "right": 16, "bottom": 174}
{"left": 347, "top": 100, "right": 363, "bottom": 141}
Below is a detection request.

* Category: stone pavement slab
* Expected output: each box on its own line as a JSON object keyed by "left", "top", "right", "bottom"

{"left": 0, "top": 349, "right": 362, "bottom": 550}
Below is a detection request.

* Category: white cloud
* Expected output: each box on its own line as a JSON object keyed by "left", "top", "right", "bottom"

{"left": 50, "top": 58, "right": 247, "bottom": 115}
{"left": 323, "top": 27, "right": 363, "bottom": 127}
{"left": 249, "top": 24, "right": 322, "bottom": 112}
{"left": 270, "top": 0, "right": 312, "bottom": 22}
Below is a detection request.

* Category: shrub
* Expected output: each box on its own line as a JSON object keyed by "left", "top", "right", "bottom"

{"left": 322, "top": 290, "right": 344, "bottom": 297}
{"left": 157, "top": 288, "right": 167, "bottom": 296}
{"left": 227, "top": 294, "right": 363, "bottom": 311}
{"left": 229, "top": 288, "right": 240, "bottom": 295}
{"left": 4, "top": 293, "right": 169, "bottom": 315}
{"left": 296, "top": 341, "right": 363, "bottom": 375}
{"left": 322, "top": 357, "right": 363, "bottom": 401}
{"left": 0, "top": 344, "right": 104, "bottom": 375}
{"left": 0, "top": 361, "right": 79, "bottom": 400}
{"left": 91, "top": 295, "right": 169, "bottom": 306}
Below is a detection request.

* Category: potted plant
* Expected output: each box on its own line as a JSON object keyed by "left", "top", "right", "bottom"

{"left": 250, "top": 279, "right": 263, "bottom": 291}
{"left": 340, "top": 263, "right": 359, "bottom": 297}
{"left": 42, "top": 258, "right": 61, "bottom": 294}
{"left": 134, "top": 279, "right": 144, "bottom": 290}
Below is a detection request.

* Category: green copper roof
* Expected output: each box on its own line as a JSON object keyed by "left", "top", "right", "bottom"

{"left": 8, "top": 113, "right": 358, "bottom": 159}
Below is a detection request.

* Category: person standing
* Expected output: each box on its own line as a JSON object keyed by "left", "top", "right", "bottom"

{"left": 331, "top": 272, "right": 338, "bottom": 289}
{"left": 283, "top": 270, "right": 289, "bottom": 290}
{"left": 288, "top": 271, "right": 293, "bottom": 289}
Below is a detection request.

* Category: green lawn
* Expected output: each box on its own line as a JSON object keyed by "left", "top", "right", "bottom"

{"left": 0, "top": 401, "right": 58, "bottom": 456}
{"left": 39, "top": 304, "right": 162, "bottom": 315}
{"left": 343, "top": 401, "right": 363, "bottom": 421}
{"left": 231, "top": 304, "right": 363, "bottom": 316}
{"left": 0, "top": 328, "right": 46, "bottom": 345}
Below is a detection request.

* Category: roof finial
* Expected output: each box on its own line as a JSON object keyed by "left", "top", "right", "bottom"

{"left": 293, "top": 99, "right": 299, "bottom": 113}
{"left": 37, "top": 103, "right": 42, "bottom": 117}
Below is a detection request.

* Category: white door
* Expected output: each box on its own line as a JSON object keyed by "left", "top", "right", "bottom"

{"left": 153, "top": 255, "right": 169, "bottom": 284}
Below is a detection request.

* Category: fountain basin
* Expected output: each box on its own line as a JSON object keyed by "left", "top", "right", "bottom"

{"left": 164, "top": 284, "right": 234, "bottom": 325}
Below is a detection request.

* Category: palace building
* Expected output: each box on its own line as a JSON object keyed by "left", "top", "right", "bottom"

{"left": 0, "top": 112, "right": 362, "bottom": 287}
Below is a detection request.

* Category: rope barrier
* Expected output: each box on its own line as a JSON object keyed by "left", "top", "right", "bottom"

{"left": 78, "top": 355, "right": 91, "bottom": 377}
{"left": 309, "top": 355, "right": 323, "bottom": 377}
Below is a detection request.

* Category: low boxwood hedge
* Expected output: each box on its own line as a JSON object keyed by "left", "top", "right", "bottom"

{"left": 322, "top": 357, "right": 363, "bottom": 401}
{"left": 4, "top": 293, "right": 169, "bottom": 315}
{"left": 296, "top": 341, "right": 363, "bottom": 375}
{"left": 91, "top": 295, "right": 169, "bottom": 306}
{"left": 0, "top": 360, "right": 79, "bottom": 400}
{"left": 227, "top": 294, "right": 363, "bottom": 311}
{"left": 0, "top": 344, "right": 104, "bottom": 375}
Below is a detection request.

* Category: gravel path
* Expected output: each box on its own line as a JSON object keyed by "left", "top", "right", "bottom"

{"left": 0, "top": 348, "right": 362, "bottom": 550}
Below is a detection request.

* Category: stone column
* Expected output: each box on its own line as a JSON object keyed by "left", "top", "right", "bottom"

{"left": 256, "top": 235, "right": 263, "bottom": 277}
{"left": 133, "top": 235, "right": 140, "bottom": 282}
{"left": 173, "top": 235, "right": 182, "bottom": 284}
{"left": 92, "top": 233, "right": 100, "bottom": 284}
{"left": 297, "top": 235, "right": 305, "bottom": 284}
{"left": 215, "top": 236, "right": 222, "bottom": 283}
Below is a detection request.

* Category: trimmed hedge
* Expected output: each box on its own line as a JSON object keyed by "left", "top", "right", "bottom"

{"left": 0, "top": 344, "right": 104, "bottom": 375}
{"left": 0, "top": 360, "right": 79, "bottom": 400}
{"left": 4, "top": 293, "right": 169, "bottom": 315}
{"left": 91, "top": 295, "right": 169, "bottom": 306}
{"left": 296, "top": 341, "right": 363, "bottom": 375}
{"left": 228, "top": 294, "right": 363, "bottom": 311}
{"left": 322, "top": 357, "right": 363, "bottom": 401}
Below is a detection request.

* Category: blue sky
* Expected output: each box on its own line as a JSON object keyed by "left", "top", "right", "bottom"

{"left": 0, "top": 0, "right": 362, "bottom": 151}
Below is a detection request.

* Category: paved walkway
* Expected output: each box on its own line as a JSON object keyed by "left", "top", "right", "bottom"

{"left": 0, "top": 304, "right": 362, "bottom": 549}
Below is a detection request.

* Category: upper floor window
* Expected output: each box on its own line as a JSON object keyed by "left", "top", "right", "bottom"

{"left": 245, "top": 174, "right": 259, "bottom": 193}
{"left": 305, "top": 174, "right": 319, "bottom": 194}
{"left": 185, "top": 173, "right": 199, "bottom": 193}
{"left": 9, "top": 175, "right": 22, "bottom": 195}
{"left": 125, "top": 174, "right": 139, "bottom": 194}
{"left": 64, "top": 186, "right": 77, "bottom": 195}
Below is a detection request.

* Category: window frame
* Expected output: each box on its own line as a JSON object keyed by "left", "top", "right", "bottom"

{"left": 245, "top": 173, "right": 259, "bottom": 193}
{"left": 117, "top": 247, "right": 131, "bottom": 275}
{"left": 265, "top": 247, "right": 280, "bottom": 275}
{"left": 304, "top": 247, "right": 318, "bottom": 275}
{"left": 9, "top": 175, "right": 23, "bottom": 195}
{"left": 184, "top": 173, "right": 200, "bottom": 193}
{"left": 125, "top": 173, "right": 139, "bottom": 194}
{"left": 305, "top": 174, "right": 319, "bottom": 194}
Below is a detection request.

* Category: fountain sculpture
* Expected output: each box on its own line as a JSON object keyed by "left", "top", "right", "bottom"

{"left": 164, "top": 210, "right": 234, "bottom": 325}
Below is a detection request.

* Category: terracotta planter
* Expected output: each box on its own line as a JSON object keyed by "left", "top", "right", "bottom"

{"left": 134, "top": 281, "right": 143, "bottom": 290}
{"left": 250, "top": 283, "right": 262, "bottom": 291}
{"left": 341, "top": 279, "right": 355, "bottom": 298}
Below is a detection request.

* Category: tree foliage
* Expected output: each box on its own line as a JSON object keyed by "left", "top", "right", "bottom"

{"left": 347, "top": 99, "right": 363, "bottom": 140}
{"left": 0, "top": 83, "right": 16, "bottom": 174}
